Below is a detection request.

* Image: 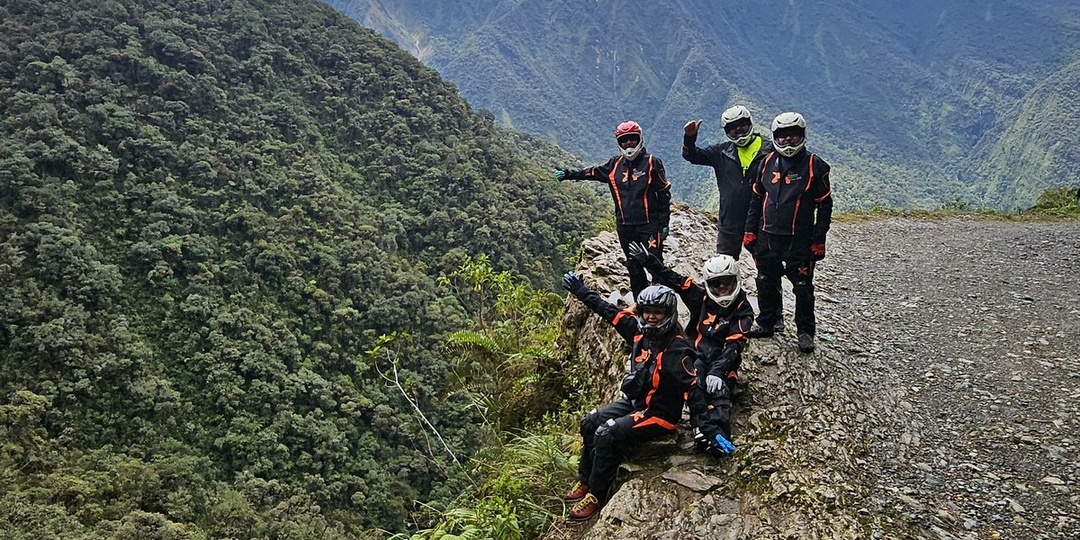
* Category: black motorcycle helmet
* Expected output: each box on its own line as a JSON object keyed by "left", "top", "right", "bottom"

{"left": 635, "top": 285, "right": 678, "bottom": 338}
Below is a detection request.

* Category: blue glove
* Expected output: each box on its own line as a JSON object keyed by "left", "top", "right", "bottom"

{"left": 713, "top": 433, "right": 736, "bottom": 454}
{"left": 627, "top": 241, "right": 651, "bottom": 264}
{"left": 554, "top": 169, "right": 567, "bottom": 181}
{"left": 562, "top": 272, "right": 589, "bottom": 298}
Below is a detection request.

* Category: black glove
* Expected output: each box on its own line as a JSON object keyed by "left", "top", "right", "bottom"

{"left": 562, "top": 271, "right": 589, "bottom": 298}
{"left": 627, "top": 241, "right": 651, "bottom": 264}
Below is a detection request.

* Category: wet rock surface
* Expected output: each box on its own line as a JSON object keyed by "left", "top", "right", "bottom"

{"left": 545, "top": 210, "right": 1080, "bottom": 540}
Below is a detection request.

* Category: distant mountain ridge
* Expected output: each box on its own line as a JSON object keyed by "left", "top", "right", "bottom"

{"left": 323, "top": 0, "right": 1080, "bottom": 210}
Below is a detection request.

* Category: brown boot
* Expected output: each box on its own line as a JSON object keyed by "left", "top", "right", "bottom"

{"left": 569, "top": 493, "right": 600, "bottom": 520}
{"left": 564, "top": 481, "right": 589, "bottom": 503}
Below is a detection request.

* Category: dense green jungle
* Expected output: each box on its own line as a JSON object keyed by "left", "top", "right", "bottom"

{"left": 324, "top": 0, "right": 1080, "bottom": 211}
{"left": 0, "top": 0, "right": 605, "bottom": 537}
{"left": 1, "top": 1, "right": 1078, "bottom": 539}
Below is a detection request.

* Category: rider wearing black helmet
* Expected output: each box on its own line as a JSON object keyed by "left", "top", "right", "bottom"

{"left": 559, "top": 274, "right": 717, "bottom": 520}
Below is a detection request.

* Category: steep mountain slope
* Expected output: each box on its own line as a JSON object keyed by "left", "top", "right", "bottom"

{"left": 968, "top": 57, "right": 1080, "bottom": 207}
{"left": 323, "top": 0, "right": 1080, "bottom": 210}
{"left": 0, "top": 0, "right": 602, "bottom": 535}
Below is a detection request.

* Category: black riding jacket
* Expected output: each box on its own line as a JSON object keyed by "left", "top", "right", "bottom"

{"left": 745, "top": 149, "right": 833, "bottom": 243}
{"left": 566, "top": 151, "right": 672, "bottom": 228}
{"left": 682, "top": 134, "right": 771, "bottom": 234}
{"left": 574, "top": 285, "right": 705, "bottom": 428}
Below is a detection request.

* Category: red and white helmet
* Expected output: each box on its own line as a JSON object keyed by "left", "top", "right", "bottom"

{"left": 614, "top": 120, "right": 644, "bottom": 160}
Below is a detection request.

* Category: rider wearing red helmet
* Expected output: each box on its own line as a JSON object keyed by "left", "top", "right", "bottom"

{"left": 556, "top": 121, "right": 672, "bottom": 298}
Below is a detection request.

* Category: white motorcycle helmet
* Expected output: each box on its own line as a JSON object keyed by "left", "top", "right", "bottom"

{"left": 702, "top": 255, "right": 741, "bottom": 307}
{"left": 720, "top": 105, "right": 754, "bottom": 147}
{"left": 615, "top": 120, "right": 644, "bottom": 160}
{"left": 771, "top": 112, "right": 807, "bottom": 157}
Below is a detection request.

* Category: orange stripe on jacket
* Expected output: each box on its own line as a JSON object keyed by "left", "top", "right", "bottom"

{"left": 612, "top": 310, "right": 635, "bottom": 325}
{"left": 813, "top": 156, "right": 832, "bottom": 202}
{"left": 632, "top": 415, "right": 676, "bottom": 430}
{"left": 643, "top": 351, "right": 663, "bottom": 408}
{"left": 608, "top": 156, "right": 625, "bottom": 223}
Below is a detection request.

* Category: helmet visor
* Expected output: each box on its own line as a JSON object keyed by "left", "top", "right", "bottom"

{"left": 774, "top": 128, "right": 804, "bottom": 147}
{"left": 617, "top": 134, "right": 641, "bottom": 148}
{"left": 706, "top": 276, "right": 737, "bottom": 299}
{"left": 724, "top": 118, "right": 752, "bottom": 139}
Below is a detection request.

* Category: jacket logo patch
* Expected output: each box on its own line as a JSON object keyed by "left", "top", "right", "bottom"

{"left": 771, "top": 171, "right": 781, "bottom": 184}
{"left": 634, "top": 349, "right": 649, "bottom": 364}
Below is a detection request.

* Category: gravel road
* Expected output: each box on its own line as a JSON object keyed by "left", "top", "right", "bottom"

{"left": 817, "top": 217, "right": 1080, "bottom": 539}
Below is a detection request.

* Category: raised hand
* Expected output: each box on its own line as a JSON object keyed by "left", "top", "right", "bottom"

{"left": 562, "top": 271, "right": 589, "bottom": 298}
{"left": 627, "top": 241, "right": 651, "bottom": 263}
{"left": 684, "top": 119, "right": 703, "bottom": 137}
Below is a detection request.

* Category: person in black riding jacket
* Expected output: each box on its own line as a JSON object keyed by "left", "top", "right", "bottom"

{"left": 558, "top": 275, "right": 726, "bottom": 520}
{"left": 682, "top": 105, "right": 772, "bottom": 259}
{"left": 556, "top": 121, "right": 672, "bottom": 299}
{"left": 743, "top": 112, "right": 833, "bottom": 354}
{"left": 628, "top": 242, "right": 753, "bottom": 454}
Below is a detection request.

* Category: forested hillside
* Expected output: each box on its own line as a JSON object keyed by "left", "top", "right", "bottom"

{"left": 0, "top": 0, "right": 603, "bottom": 536}
{"left": 323, "top": 0, "right": 1080, "bottom": 210}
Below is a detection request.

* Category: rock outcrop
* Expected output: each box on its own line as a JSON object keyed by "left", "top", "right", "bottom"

{"left": 549, "top": 207, "right": 921, "bottom": 539}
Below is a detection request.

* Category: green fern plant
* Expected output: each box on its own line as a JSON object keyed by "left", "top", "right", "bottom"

{"left": 440, "top": 255, "right": 564, "bottom": 434}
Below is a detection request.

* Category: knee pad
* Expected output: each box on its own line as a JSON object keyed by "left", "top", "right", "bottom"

{"left": 594, "top": 418, "right": 617, "bottom": 444}
{"left": 579, "top": 409, "right": 599, "bottom": 438}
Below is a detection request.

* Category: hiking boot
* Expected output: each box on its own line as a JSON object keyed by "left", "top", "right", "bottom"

{"left": 746, "top": 322, "right": 775, "bottom": 338}
{"left": 798, "top": 333, "right": 815, "bottom": 353}
{"left": 569, "top": 493, "right": 600, "bottom": 520}
{"left": 773, "top": 320, "right": 786, "bottom": 333}
{"left": 564, "top": 481, "right": 589, "bottom": 503}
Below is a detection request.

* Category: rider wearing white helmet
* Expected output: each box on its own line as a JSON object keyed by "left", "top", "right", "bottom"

{"left": 683, "top": 105, "right": 772, "bottom": 258}
{"left": 743, "top": 112, "right": 833, "bottom": 353}
{"left": 627, "top": 242, "right": 752, "bottom": 456}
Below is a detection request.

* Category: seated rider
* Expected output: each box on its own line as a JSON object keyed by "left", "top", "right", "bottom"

{"left": 628, "top": 241, "right": 753, "bottom": 455}
{"left": 560, "top": 275, "right": 726, "bottom": 520}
